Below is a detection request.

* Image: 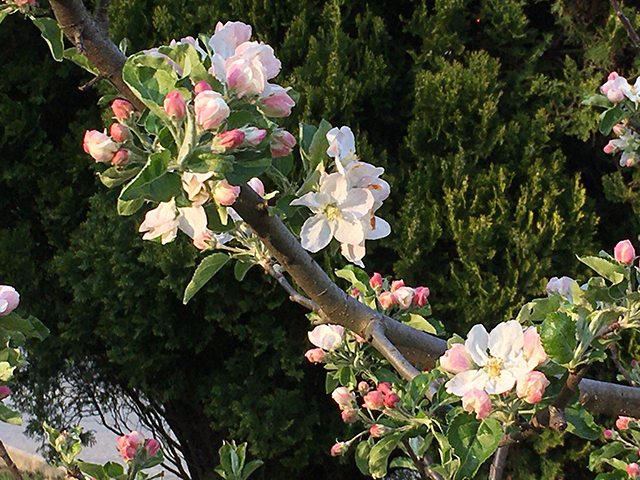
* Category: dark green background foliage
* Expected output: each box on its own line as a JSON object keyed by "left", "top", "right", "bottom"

{"left": 1, "top": 0, "right": 639, "bottom": 478}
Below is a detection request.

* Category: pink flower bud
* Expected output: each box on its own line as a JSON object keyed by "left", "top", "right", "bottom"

{"left": 617, "top": 416, "right": 633, "bottom": 430}
{"left": 393, "top": 286, "right": 415, "bottom": 309}
{"left": 212, "top": 180, "right": 241, "bottom": 206}
{"left": 304, "top": 348, "right": 326, "bottom": 363}
{"left": 362, "top": 391, "right": 385, "bottom": 410}
{"left": 628, "top": 463, "right": 640, "bottom": 478}
{"left": 15, "top": 0, "right": 37, "bottom": 7}
{"left": 516, "top": 371, "right": 550, "bottom": 404}
{"left": 330, "top": 442, "right": 348, "bottom": 457}
{"left": 378, "top": 291, "right": 396, "bottom": 309}
{"left": 0, "top": 286, "right": 20, "bottom": 316}
{"left": 83, "top": 130, "right": 119, "bottom": 163}
{"left": 440, "top": 343, "right": 474, "bottom": 374}
{"left": 545, "top": 276, "right": 574, "bottom": 300}
{"left": 341, "top": 408, "right": 357, "bottom": 424}
{"left": 193, "top": 232, "right": 213, "bottom": 250}
{"left": 111, "top": 149, "right": 130, "bottom": 167}
{"left": 383, "top": 393, "right": 400, "bottom": 409}
{"left": 111, "top": 99, "right": 134, "bottom": 121}
{"left": 413, "top": 286, "right": 430, "bottom": 307}
{"left": 377, "top": 382, "right": 392, "bottom": 395}
{"left": 0, "top": 386, "right": 11, "bottom": 400}
{"left": 331, "top": 387, "right": 355, "bottom": 408}
{"left": 613, "top": 124, "right": 626, "bottom": 136}
{"left": 247, "top": 177, "right": 265, "bottom": 197}
{"left": 164, "top": 91, "right": 187, "bottom": 120}
{"left": 117, "top": 431, "right": 145, "bottom": 462}
{"left": 354, "top": 334, "right": 366, "bottom": 343}
{"left": 260, "top": 85, "right": 296, "bottom": 117}
{"left": 390, "top": 280, "right": 405, "bottom": 292}
{"left": 144, "top": 438, "right": 160, "bottom": 458}
{"left": 462, "top": 388, "right": 491, "bottom": 420}
{"left": 603, "top": 429, "right": 614, "bottom": 439}
{"left": 603, "top": 141, "right": 617, "bottom": 154}
{"left": 350, "top": 288, "right": 360, "bottom": 297}
{"left": 215, "top": 129, "right": 245, "bottom": 151}
{"left": 109, "top": 123, "right": 131, "bottom": 143}
{"left": 607, "top": 88, "right": 625, "bottom": 103}
{"left": 369, "top": 424, "right": 389, "bottom": 438}
{"left": 270, "top": 130, "right": 296, "bottom": 158}
{"left": 357, "top": 381, "right": 371, "bottom": 393}
{"left": 369, "top": 272, "right": 383, "bottom": 290}
{"left": 193, "top": 81, "right": 213, "bottom": 95}
{"left": 194, "top": 90, "right": 230, "bottom": 130}
{"left": 243, "top": 127, "right": 268, "bottom": 147}
{"left": 615, "top": 240, "right": 636, "bottom": 264}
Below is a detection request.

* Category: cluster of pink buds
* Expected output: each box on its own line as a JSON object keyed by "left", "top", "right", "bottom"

{"left": 369, "top": 273, "right": 429, "bottom": 311}
{"left": 361, "top": 382, "right": 400, "bottom": 410}
{"left": 83, "top": 98, "right": 136, "bottom": 167}
{"left": 117, "top": 431, "right": 161, "bottom": 463}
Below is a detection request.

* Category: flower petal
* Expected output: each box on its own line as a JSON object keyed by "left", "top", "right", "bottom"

{"left": 445, "top": 369, "right": 489, "bottom": 397}
{"left": 299, "top": 215, "right": 333, "bottom": 252}
{"left": 488, "top": 320, "right": 523, "bottom": 360}
{"left": 465, "top": 324, "right": 489, "bottom": 366}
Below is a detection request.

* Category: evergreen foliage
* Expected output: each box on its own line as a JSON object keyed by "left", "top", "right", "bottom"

{"left": 2, "top": 0, "right": 640, "bottom": 478}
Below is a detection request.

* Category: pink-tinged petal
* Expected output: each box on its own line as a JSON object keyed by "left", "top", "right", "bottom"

{"left": 445, "top": 369, "right": 489, "bottom": 397}
{"left": 308, "top": 324, "right": 344, "bottom": 350}
{"left": 440, "top": 343, "right": 475, "bottom": 374}
{"left": 465, "top": 324, "right": 489, "bottom": 366}
{"left": 299, "top": 216, "right": 333, "bottom": 253}
{"left": 462, "top": 388, "right": 492, "bottom": 419}
{"left": 488, "top": 320, "right": 523, "bottom": 360}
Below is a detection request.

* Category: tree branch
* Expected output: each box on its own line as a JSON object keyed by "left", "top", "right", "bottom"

{"left": 610, "top": 0, "right": 640, "bottom": 48}
{"left": 263, "top": 263, "right": 327, "bottom": 320}
{"left": 0, "top": 440, "right": 23, "bottom": 480}
{"left": 609, "top": 343, "right": 636, "bottom": 386}
{"left": 401, "top": 439, "right": 443, "bottom": 480}
{"left": 488, "top": 444, "right": 509, "bottom": 480}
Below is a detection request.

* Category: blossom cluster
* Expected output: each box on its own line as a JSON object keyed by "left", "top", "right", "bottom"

{"left": 599, "top": 72, "right": 640, "bottom": 167}
{"left": 368, "top": 272, "right": 429, "bottom": 310}
{"left": 600, "top": 416, "right": 640, "bottom": 479}
{"left": 439, "top": 320, "right": 549, "bottom": 419}
{"left": 304, "top": 324, "right": 345, "bottom": 363}
{"left": 117, "top": 430, "right": 161, "bottom": 463}
{"left": 291, "top": 126, "right": 390, "bottom": 265}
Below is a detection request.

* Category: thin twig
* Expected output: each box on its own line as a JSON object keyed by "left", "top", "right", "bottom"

{"left": 488, "top": 444, "right": 509, "bottom": 480}
{"left": 0, "top": 440, "right": 23, "bottom": 480}
{"left": 367, "top": 321, "right": 421, "bottom": 381}
{"left": 79, "top": 74, "right": 105, "bottom": 91}
{"left": 422, "top": 454, "right": 445, "bottom": 480}
{"left": 264, "top": 264, "right": 328, "bottom": 320}
{"left": 610, "top": 0, "right": 640, "bottom": 48}
{"left": 609, "top": 343, "right": 637, "bottom": 386}
{"left": 401, "top": 438, "right": 444, "bottom": 480}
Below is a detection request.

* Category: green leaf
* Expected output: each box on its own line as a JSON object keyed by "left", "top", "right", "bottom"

{"left": 63, "top": 47, "right": 99, "bottom": 75}
{"left": 355, "top": 440, "right": 372, "bottom": 476}
{"left": 183, "top": 253, "right": 230, "bottom": 304}
{"left": 77, "top": 462, "right": 107, "bottom": 480}
{"left": 117, "top": 198, "right": 145, "bottom": 216}
{"left": 0, "top": 7, "right": 16, "bottom": 26}
{"left": 578, "top": 256, "right": 626, "bottom": 285}
{"left": 241, "top": 460, "right": 263, "bottom": 480}
{"left": 234, "top": 259, "right": 255, "bottom": 282}
{"left": 368, "top": 432, "right": 405, "bottom": 478}
{"left": 119, "top": 150, "right": 181, "bottom": 203}
{"left": 99, "top": 166, "right": 141, "bottom": 189}
{"left": 402, "top": 314, "right": 438, "bottom": 334}
{"left": 103, "top": 462, "right": 124, "bottom": 477}
{"left": 0, "top": 404, "right": 21, "bottom": 425}
{"left": 307, "top": 119, "right": 333, "bottom": 171}
{"left": 599, "top": 105, "right": 626, "bottom": 135}
{"left": 325, "top": 372, "right": 339, "bottom": 393}
{"left": 225, "top": 158, "right": 271, "bottom": 185}
{"left": 582, "top": 94, "right": 612, "bottom": 108}
{"left": 448, "top": 414, "right": 502, "bottom": 480}
{"left": 565, "top": 406, "right": 601, "bottom": 441}
{"left": 31, "top": 17, "right": 64, "bottom": 62}
{"left": 299, "top": 123, "right": 317, "bottom": 156}
{"left": 335, "top": 265, "right": 369, "bottom": 294}
{"left": 589, "top": 442, "right": 627, "bottom": 471}
{"left": 122, "top": 53, "right": 179, "bottom": 115}
{"left": 540, "top": 312, "right": 576, "bottom": 365}
{"left": 389, "top": 457, "right": 418, "bottom": 470}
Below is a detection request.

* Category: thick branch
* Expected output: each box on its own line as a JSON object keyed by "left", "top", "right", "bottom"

{"left": 47, "top": 0, "right": 145, "bottom": 110}
{"left": 488, "top": 444, "right": 509, "bottom": 480}
{"left": 0, "top": 440, "right": 23, "bottom": 480}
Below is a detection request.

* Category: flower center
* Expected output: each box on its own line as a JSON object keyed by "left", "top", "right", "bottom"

{"left": 485, "top": 356, "right": 504, "bottom": 378}
{"left": 324, "top": 204, "right": 341, "bottom": 221}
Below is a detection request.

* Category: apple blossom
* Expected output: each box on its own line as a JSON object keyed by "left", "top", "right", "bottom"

{"left": 369, "top": 424, "right": 389, "bottom": 438}
{"left": 308, "top": 324, "right": 344, "bottom": 351}
{"left": 111, "top": 99, "right": 134, "bottom": 121}
{"left": 390, "top": 280, "right": 405, "bottom": 292}
{"left": 163, "top": 90, "right": 187, "bottom": 120}
{"left": 617, "top": 416, "right": 633, "bottom": 430}
{"left": 110, "top": 123, "right": 131, "bottom": 143}
{"left": 545, "top": 276, "right": 574, "bottom": 302}
{"left": 357, "top": 381, "right": 371, "bottom": 393}
{"left": 604, "top": 141, "right": 616, "bottom": 154}
{"left": 615, "top": 239, "right": 636, "bottom": 264}
{"left": 225, "top": 42, "right": 281, "bottom": 97}
{"left": 378, "top": 291, "right": 396, "bottom": 309}
{"left": 304, "top": 348, "right": 325, "bottom": 363}
{"left": 600, "top": 72, "right": 629, "bottom": 103}
{"left": 621, "top": 76, "right": 640, "bottom": 103}
{"left": 270, "top": 130, "right": 296, "bottom": 158}
{"left": 177, "top": 205, "right": 213, "bottom": 249}
{"left": 139, "top": 200, "right": 180, "bottom": 244}
{"left": 383, "top": 393, "right": 400, "bottom": 409}
{"left": 209, "top": 21, "right": 252, "bottom": 60}
{"left": 242, "top": 127, "right": 267, "bottom": 146}
{"left": 260, "top": 84, "right": 295, "bottom": 117}
{"left": 393, "top": 286, "right": 415, "bottom": 309}
{"left": 445, "top": 320, "right": 534, "bottom": 397}
{"left": 331, "top": 387, "right": 355, "bottom": 409}
{"left": 413, "top": 286, "right": 430, "bottom": 307}
{"left": 377, "top": 382, "right": 392, "bottom": 395}
{"left": 144, "top": 438, "right": 161, "bottom": 457}
{"left": 181, "top": 171, "right": 214, "bottom": 206}
{"left": 214, "top": 129, "right": 245, "bottom": 152}
{"left": 613, "top": 124, "right": 627, "bottom": 136}
{"left": 330, "top": 442, "right": 348, "bottom": 457}
{"left": 603, "top": 429, "right": 615, "bottom": 439}
{"left": 628, "top": 463, "right": 640, "bottom": 478}
{"left": 194, "top": 90, "right": 230, "bottom": 130}
{"left": 83, "top": 130, "right": 119, "bottom": 163}
{"left": 212, "top": 180, "right": 241, "bottom": 206}
{"left": 117, "top": 431, "right": 145, "bottom": 462}
{"left": 193, "top": 81, "right": 213, "bottom": 94}
{"left": 522, "top": 326, "right": 547, "bottom": 369}
{"left": 516, "top": 371, "right": 550, "bottom": 404}
{"left": 369, "top": 272, "right": 383, "bottom": 290}
{"left": 341, "top": 408, "right": 358, "bottom": 424}
{"left": 440, "top": 343, "right": 475, "bottom": 374}
{"left": 326, "top": 126, "right": 357, "bottom": 165}
{"left": 462, "top": 388, "right": 491, "bottom": 420}
{"left": 0, "top": 386, "right": 10, "bottom": 400}
{"left": 0, "top": 286, "right": 20, "bottom": 316}
{"left": 362, "top": 390, "right": 385, "bottom": 410}
{"left": 111, "top": 149, "right": 130, "bottom": 167}
{"left": 291, "top": 172, "right": 374, "bottom": 255}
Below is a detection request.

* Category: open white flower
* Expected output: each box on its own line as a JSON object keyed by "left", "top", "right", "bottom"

{"left": 308, "top": 324, "right": 344, "bottom": 351}
{"left": 445, "top": 320, "right": 533, "bottom": 397}
{"left": 291, "top": 172, "right": 374, "bottom": 253}
{"left": 327, "top": 126, "right": 357, "bottom": 165}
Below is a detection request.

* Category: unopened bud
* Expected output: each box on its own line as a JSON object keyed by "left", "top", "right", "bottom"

{"left": 111, "top": 99, "right": 134, "bottom": 121}
{"left": 163, "top": 90, "right": 187, "bottom": 120}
